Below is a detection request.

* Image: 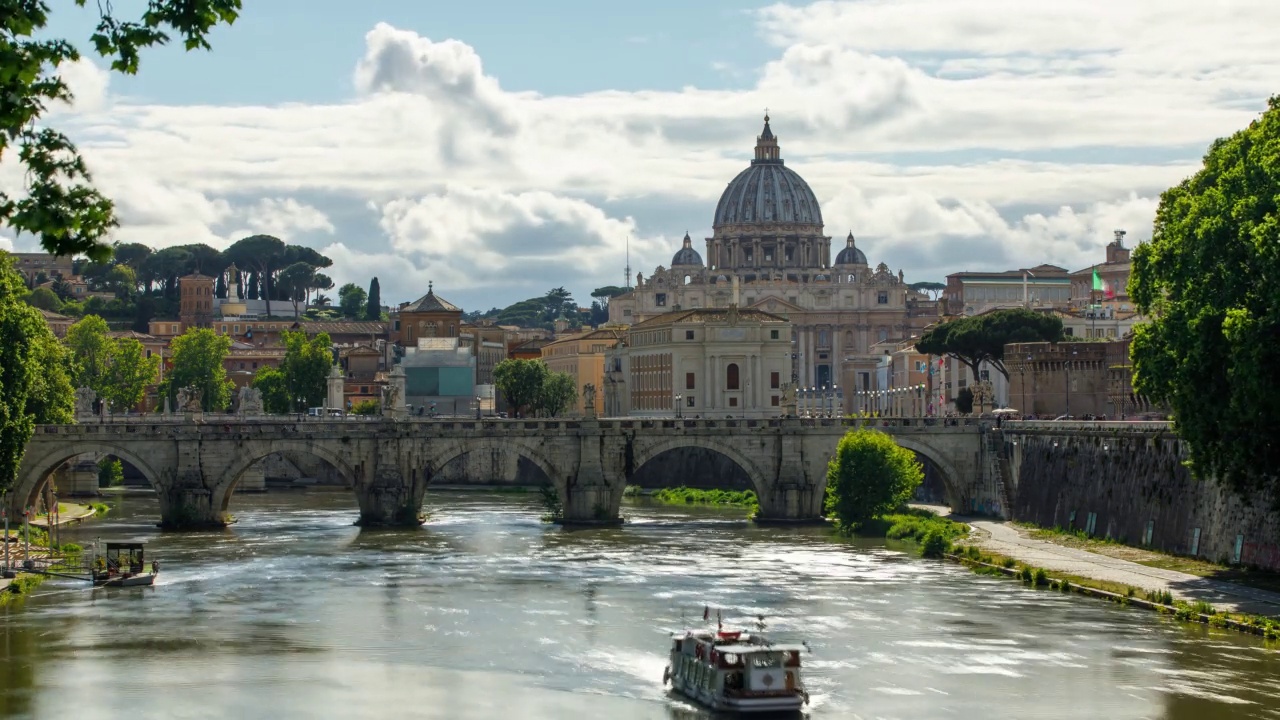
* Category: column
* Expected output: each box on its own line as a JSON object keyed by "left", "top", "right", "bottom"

{"left": 709, "top": 356, "right": 717, "bottom": 410}
{"left": 704, "top": 353, "right": 712, "bottom": 411}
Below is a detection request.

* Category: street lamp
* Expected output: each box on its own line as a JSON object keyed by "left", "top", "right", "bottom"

{"left": 475, "top": 396, "right": 482, "bottom": 420}
{"left": 296, "top": 396, "right": 304, "bottom": 419}
{"left": 832, "top": 384, "right": 839, "bottom": 417}
{"left": 675, "top": 393, "right": 683, "bottom": 419}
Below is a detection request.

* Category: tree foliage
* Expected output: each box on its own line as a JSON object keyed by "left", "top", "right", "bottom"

{"left": 824, "top": 428, "right": 924, "bottom": 534}
{"left": 99, "top": 337, "right": 160, "bottom": 412}
{"left": 915, "top": 308, "right": 1064, "bottom": 381}
{"left": 1, "top": 1, "right": 242, "bottom": 261}
{"left": 162, "top": 328, "right": 232, "bottom": 412}
{"left": 365, "top": 277, "right": 382, "bottom": 321}
{"left": 280, "top": 330, "right": 333, "bottom": 410}
{"left": 908, "top": 281, "right": 946, "bottom": 300}
{"left": 1, "top": 255, "right": 73, "bottom": 493}
{"left": 1130, "top": 96, "right": 1280, "bottom": 496}
{"left": 351, "top": 398, "right": 380, "bottom": 415}
{"left": 493, "top": 358, "right": 549, "bottom": 417}
{"left": 338, "top": 283, "right": 366, "bottom": 320}
{"left": 250, "top": 366, "right": 290, "bottom": 415}
{"left": 537, "top": 372, "right": 578, "bottom": 417}
{"left": 26, "top": 286, "right": 61, "bottom": 312}
{"left": 65, "top": 314, "right": 114, "bottom": 392}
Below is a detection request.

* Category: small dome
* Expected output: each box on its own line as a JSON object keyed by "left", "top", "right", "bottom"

{"left": 670, "top": 232, "right": 704, "bottom": 267}
{"left": 835, "top": 231, "right": 868, "bottom": 266}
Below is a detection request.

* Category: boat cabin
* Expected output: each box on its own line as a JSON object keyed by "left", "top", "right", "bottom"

{"left": 668, "top": 630, "right": 804, "bottom": 700}
{"left": 96, "top": 542, "right": 146, "bottom": 579}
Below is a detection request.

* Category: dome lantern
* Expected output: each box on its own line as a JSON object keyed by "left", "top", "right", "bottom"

{"left": 670, "top": 231, "right": 704, "bottom": 267}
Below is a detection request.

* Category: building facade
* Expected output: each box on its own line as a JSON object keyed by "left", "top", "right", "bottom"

{"left": 178, "top": 273, "right": 216, "bottom": 330}
{"left": 603, "top": 307, "right": 791, "bottom": 419}
{"left": 1069, "top": 230, "right": 1133, "bottom": 308}
{"left": 9, "top": 252, "right": 73, "bottom": 286}
{"left": 944, "top": 264, "right": 1071, "bottom": 316}
{"left": 395, "top": 283, "right": 462, "bottom": 347}
{"left": 540, "top": 328, "right": 624, "bottom": 415}
{"left": 608, "top": 116, "right": 940, "bottom": 410}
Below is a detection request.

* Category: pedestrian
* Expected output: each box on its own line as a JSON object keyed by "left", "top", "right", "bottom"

{"left": 152, "top": 559, "right": 159, "bottom": 575}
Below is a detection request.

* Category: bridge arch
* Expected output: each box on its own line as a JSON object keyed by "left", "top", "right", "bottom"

{"left": 889, "top": 435, "right": 964, "bottom": 509}
{"left": 628, "top": 436, "right": 769, "bottom": 497}
{"left": 211, "top": 440, "right": 360, "bottom": 513}
{"left": 10, "top": 440, "right": 163, "bottom": 515}
{"left": 421, "top": 437, "right": 560, "bottom": 487}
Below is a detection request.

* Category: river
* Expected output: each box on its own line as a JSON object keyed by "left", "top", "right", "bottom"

{"left": 2, "top": 490, "right": 1279, "bottom": 719}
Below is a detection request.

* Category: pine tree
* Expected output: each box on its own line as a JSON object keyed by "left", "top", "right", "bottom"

{"left": 215, "top": 272, "right": 227, "bottom": 299}
{"left": 247, "top": 271, "right": 260, "bottom": 300}
{"left": 365, "top": 277, "right": 382, "bottom": 321}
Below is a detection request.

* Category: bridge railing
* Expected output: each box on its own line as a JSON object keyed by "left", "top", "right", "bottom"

{"left": 1001, "top": 420, "right": 1172, "bottom": 432}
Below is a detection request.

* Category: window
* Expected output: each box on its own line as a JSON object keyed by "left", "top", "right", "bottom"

{"left": 234, "top": 325, "right": 241, "bottom": 333}
{"left": 687, "top": 396, "right": 696, "bottom": 407}
{"left": 656, "top": 293, "right": 667, "bottom": 307}
{"left": 624, "top": 308, "right": 632, "bottom": 316}
{"left": 770, "top": 329, "right": 779, "bottom": 340}
{"left": 686, "top": 330, "right": 695, "bottom": 340}
{"left": 770, "top": 371, "right": 780, "bottom": 389}
{"left": 238, "top": 362, "right": 245, "bottom": 370}
{"left": 220, "top": 325, "right": 228, "bottom": 333}
{"left": 145, "top": 350, "right": 152, "bottom": 358}
{"left": 878, "top": 327, "right": 889, "bottom": 342}
{"left": 771, "top": 395, "right": 779, "bottom": 406}
{"left": 252, "top": 362, "right": 258, "bottom": 369}
{"left": 877, "top": 292, "right": 888, "bottom": 304}
{"left": 726, "top": 363, "right": 740, "bottom": 390}
{"left": 686, "top": 372, "right": 696, "bottom": 390}
{"left": 729, "top": 397, "right": 739, "bottom": 407}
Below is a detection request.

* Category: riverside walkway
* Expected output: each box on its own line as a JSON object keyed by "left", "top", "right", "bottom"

{"left": 965, "top": 517, "right": 1280, "bottom": 617}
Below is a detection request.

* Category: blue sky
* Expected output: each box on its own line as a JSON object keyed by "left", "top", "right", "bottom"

{"left": 9, "top": 0, "right": 1279, "bottom": 311}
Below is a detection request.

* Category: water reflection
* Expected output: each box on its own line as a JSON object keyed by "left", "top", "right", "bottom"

{"left": 0, "top": 490, "right": 1276, "bottom": 719}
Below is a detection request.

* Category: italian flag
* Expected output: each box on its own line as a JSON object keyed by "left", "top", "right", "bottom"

{"left": 1092, "top": 268, "right": 1115, "bottom": 299}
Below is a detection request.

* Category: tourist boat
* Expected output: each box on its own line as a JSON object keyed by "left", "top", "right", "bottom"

{"left": 92, "top": 541, "right": 158, "bottom": 587}
{"left": 663, "top": 625, "right": 810, "bottom": 713}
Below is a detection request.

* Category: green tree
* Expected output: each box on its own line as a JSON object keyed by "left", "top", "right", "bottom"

{"left": 105, "top": 264, "right": 137, "bottom": 299}
{"left": 99, "top": 338, "right": 159, "bottom": 412}
{"left": 278, "top": 262, "right": 317, "bottom": 317}
{"left": 954, "top": 387, "right": 974, "bottom": 414}
{"left": 224, "top": 235, "right": 285, "bottom": 316}
{"left": 537, "top": 372, "right": 578, "bottom": 417}
{"left": 112, "top": 242, "right": 152, "bottom": 271}
{"left": 25, "top": 286, "right": 62, "bottom": 312}
{"left": 1, "top": 255, "right": 74, "bottom": 493}
{"left": 98, "top": 458, "right": 124, "bottom": 488}
{"left": 2, "top": 1, "right": 242, "bottom": 262}
{"left": 1130, "top": 96, "right": 1280, "bottom": 496}
{"left": 365, "top": 277, "right": 382, "bottom": 321}
{"left": 250, "top": 366, "right": 290, "bottom": 415}
{"left": 162, "top": 328, "right": 233, "bottom": 412}
{"left": 280, "top": 330, "right": 333, "bottom": 410}
{"left": 338, "top": 283, "right": 367, "bottom": 320}
{"left": 351, "top": 399, "right": 380, "bottom": 415}
{"left": 915, "top": 308, "right": 1064, "bottom": 381}
{"left": 824, "top": 428, "right": 924, "bottom": 534}
{"left": 65, "top": 314, "right": 114, "bottom": 393}
{"left": 493, "top": 358, "right": 549, "bottom": 417}
{"left": 908, "top": 281, "right": 946, "bottom": 300}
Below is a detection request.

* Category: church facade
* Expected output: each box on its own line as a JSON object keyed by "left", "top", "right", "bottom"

{"left": 609, "top": 116, "right": 942, "bottom": 407}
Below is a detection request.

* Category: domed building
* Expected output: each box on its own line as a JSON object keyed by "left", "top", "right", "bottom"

{"left": 608, "top": 116, "right": 942, "bottom": 412}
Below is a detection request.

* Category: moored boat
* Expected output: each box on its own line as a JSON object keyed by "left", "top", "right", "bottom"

{"left": 92, "top": 541, "right": 158, "bottom": 588}
{"left": 663, "top": 625, "right": 809, "bottom": 713}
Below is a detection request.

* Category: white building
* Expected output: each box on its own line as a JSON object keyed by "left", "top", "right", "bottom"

{"left": 603, "top": 305, "right": 792, "bottom": 419}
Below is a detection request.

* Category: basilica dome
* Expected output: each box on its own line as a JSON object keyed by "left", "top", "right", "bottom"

{"left": 712, "top": 116, "right": 824, "bottom": 230}
{"left": 670, "top": 232, "right": 704, "bottom": 267}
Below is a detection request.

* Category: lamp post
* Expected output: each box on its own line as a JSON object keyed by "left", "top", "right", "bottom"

{"left": 296, "top": 396, "right": 304, "bottom": 420}
{"left": 744, "top": 380, "right": 751, "bottom": 419}
{"left": 832, "top": 384, "right": 839, "bottom": 417}
{"left": 475, "top": 396, "right": 482, "bottom": 420}
{"left": 675, "top": 393, "right": 683, "bottom": 419}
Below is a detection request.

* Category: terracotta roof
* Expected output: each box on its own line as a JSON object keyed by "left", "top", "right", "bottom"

{"left": 295, "top": 321, "right": 388, "bottom": 335}
{"left": 510, "top": 338, "right": 553, "bottom": 352}
{"left": 401, "top": 283, "right": 460, "bottom": 313}
{"left": 543, "top": 328, "right": 624, "bottom": 347}
{"left": 107, "top": 330, "right": 160, "bottom": 341}
{"left": 38, "top": 309, "right": 72, "bottom": 321}
{"left": 948, "top": 264, "right": 1069, "bottom": 279}
{"left": 629, "top": 308, "right": 788, "bottom": 329}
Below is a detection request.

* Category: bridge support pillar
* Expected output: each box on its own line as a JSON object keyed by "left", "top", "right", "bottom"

{"left": 756, "top": 482, "right": 826, "bottom": 522}
{"left": 158, "top": 486, "right": 226, "bottom": 530}
{"left": 558, "top": 423, "right": 624, "bottom": 525}
{"left": 355, "top": 465, "right": 426, "bottom": 527}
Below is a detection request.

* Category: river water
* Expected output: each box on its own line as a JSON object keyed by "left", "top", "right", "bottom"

{"left": 3, "top": 490, "right": 1279, "bottom": 720}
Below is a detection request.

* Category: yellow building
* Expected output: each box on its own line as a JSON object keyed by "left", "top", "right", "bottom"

{"left": 540, "top": 328, "right": 623, "bottom": 415}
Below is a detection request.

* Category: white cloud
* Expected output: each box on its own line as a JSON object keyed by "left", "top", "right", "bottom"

{"left": 18, "top": 2, "right": 1276, "bottom": 306}
{"left": 0, "top": 235, "right": 13, "bottom": 252}
{"left": 55, "top": 58, "right": 111, "bottom": 114}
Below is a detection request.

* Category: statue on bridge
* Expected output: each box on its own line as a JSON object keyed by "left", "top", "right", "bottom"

{"left": 582, "top": 383, "right": 597, "bottom": 417}
{"left": 177, "top": 386, "right": 203, "bottom": 413}
{"left": 780, "top": 382, "right": 798, "bottom": 417}
{"left": 238, "top": 386, "right": 264, "bottom": 416}
{"left": 380, "top": 383, "right": 401, "bottom": 415}
{"left": 74, "top": 387, "right": 97, "bottom": 417}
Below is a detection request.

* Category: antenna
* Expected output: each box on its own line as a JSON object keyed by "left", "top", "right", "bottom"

{"left": 625, "top": 235, "right": 632, "bottom": 290}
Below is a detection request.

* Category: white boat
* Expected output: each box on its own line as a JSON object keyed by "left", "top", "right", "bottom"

{"left": 663, "top": 628, "right": 809, "bottom": 713}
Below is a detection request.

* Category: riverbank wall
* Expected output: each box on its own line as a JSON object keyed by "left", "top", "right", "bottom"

{"left": 998, "top": 423, "right": 1280, "bottom": 571}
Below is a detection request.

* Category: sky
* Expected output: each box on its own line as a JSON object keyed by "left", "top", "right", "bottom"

{"left": 3, "top": 0, "right": 1278, "bottom": 312}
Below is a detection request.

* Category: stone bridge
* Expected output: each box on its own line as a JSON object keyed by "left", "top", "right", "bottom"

{"left": 10, "top": 417, "right": 989, "bottom": 529}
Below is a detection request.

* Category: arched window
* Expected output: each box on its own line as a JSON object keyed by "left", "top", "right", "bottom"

{"left": 878, "top": 327, "right": 889, "bottom": 342}
{"left": 726, "top": 363, "right": 740, "bottom": 390}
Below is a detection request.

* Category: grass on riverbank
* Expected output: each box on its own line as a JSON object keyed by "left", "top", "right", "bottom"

{"left": 950, "top": 542, "right": 1280, "bottom": 641}
{"left": 90, "top": 502, "right": 110, "bottom": 517}
{"left": 1016, "top": 522, "right": 1280, "bottom": 595}
{"left": 860, "top": 508, "right": 969, "bottom": 558}
{"left": 640, "top": 486, "right": 760, "bottom": 511}
{"left": 0, "top": 574, "right": 47, "bottom": 606}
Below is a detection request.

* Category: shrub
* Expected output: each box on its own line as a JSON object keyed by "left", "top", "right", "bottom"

{"left": 824, "top": 429, "right": 923, "bottom": 534}
{"left": 1033, "top": 568, "right": 1049, "bottom": 587}
{"left": 1001, "top": 557, "right": 1016, "bottom": 569}
{"left": 351, "top": 399, "right": 380, "bottom": 415}
{"left": 622, "top": 485, "right": 642, "bottom": 498}
{"left": 1019, "top": 566, "right": 1034, "bottom": 583}
{"left": 98, "top": 458, "right": 124, "bottom": 487}
{"left": 920, "top": 529, "right": 950, "bottom": 558}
